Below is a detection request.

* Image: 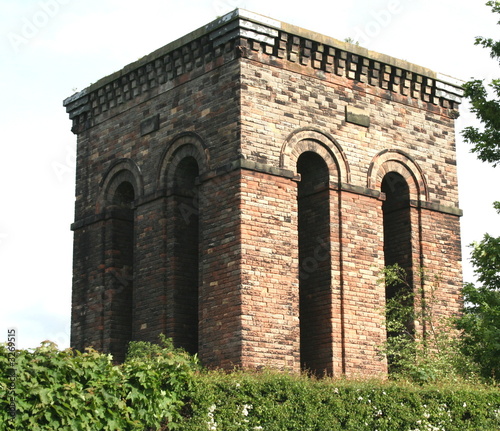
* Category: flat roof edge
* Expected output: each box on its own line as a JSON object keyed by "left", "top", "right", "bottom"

{"left": 64, "top": 8, "right": 464, "bottom": 107}
{"left": 238, "top": 9, "right": 463, "bottom": 89}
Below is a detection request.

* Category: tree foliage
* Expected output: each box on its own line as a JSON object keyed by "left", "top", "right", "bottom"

{"left": 462, "top": 1, "right": 500, "bottom": 166}
{"left": 456, "top": 231, "right": 500, "bottom": 380}
{"left": 458, "top": 0, "right": 500, "bottom": 381}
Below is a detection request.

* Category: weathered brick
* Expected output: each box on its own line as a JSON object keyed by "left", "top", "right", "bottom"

{"left": 64, "top": 10, "right": 463, "bottom": 376}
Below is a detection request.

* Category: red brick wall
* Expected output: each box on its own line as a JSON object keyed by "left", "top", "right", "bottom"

{"left": 199, "top": 169, "right": 243, "bottom": 368}
{"left": 65, "top": 11, "right": 463, "bottom": 376}
{"left": 238, "top": 169, "right": 299, "bottom": 370}
{"left": 133, "top": 198, "right": 168, "bottom": 343}
{"left": 339, "top": 192, "right": 386, "bottom": 376}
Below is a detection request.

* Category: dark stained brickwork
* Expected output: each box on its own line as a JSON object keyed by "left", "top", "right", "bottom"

{"left": 64, "top": 9, "right": 463, "bottom": 376}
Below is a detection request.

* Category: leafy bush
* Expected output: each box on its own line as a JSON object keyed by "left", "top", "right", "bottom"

{"left": 456, "top": 232, "right": 500, "bottom": 380}
{"left": 0, "top": 336, "right": 198, "bottom": 430}
{"left": 378, "top": 265, "right": 479, "bottom": 384}
{"left": 181, "top": 370, "right": 500, "bottom": 431}
{"left": 1, "top": 336, "right": 499, "bottom": 430}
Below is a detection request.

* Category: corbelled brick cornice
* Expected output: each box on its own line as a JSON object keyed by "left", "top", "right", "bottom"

{"left": 63, "top": 9, "right": 463, "bottom": 134}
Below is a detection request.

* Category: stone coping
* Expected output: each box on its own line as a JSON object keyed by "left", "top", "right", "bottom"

{"left": 63, "top": 8, "right": 463, "bottom": 117}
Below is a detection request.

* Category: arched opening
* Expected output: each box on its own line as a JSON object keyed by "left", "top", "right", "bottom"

{"left": 381, "top": 172, "right": 413, "bottom": 371}
{"left": 109, "top": 180, "right": 135, "bottom": 362}
{"left": 172, "top": 156, "right": 200, "bottom": 355}
{"left": 297, "top": 151, "right": 332, "bottom": 375}
{"left": 113, "top": 182, "right": 135, "bottom": 207}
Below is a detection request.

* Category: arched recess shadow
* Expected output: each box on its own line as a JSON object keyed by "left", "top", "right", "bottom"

{"left": 367, "top": 149, "right": 428, "bottom": 202}
{"left": 157, "top": 132, "right": 210, "bottom": 192}
{"left": 280, "top": 128, "right": 350, "bottom": 184}
{"left": 156, "top": 132, "right": 208, "bottom": 356}
{"left": 95, "top": 158, "right": 143, "bottom": 363}
{"left": 97, "top": 158, "right": 144, "bottom": 212}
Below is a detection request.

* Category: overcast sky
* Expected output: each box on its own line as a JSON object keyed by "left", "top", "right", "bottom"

{"left": 1, "top": 0, "right": 499, "bottom": 350}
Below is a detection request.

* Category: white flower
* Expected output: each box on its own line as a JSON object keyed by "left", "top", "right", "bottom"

{"left": 463, "top": 402, "right": 467, "bottom": 408}
{"left": 207, "top": 404, "right": 217, "bottom": 430}
{"left": 242, "top": 404, "right": 252, "bottom": 416}
{"left": 358, "top": 396, "right": 363, "bottom": 401}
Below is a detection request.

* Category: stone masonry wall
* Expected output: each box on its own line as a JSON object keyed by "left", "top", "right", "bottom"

{"left": 65, "top": 9, "right": 463, "bottom": 375}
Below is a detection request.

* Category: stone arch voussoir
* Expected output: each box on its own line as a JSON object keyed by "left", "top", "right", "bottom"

{"left": 367, "top": 149, "right": 428, "bottom": 202}
{"left": 280, "top": 128, "right": 350, "bottom": 184}
{"left": 97, "top": 158, "right": 144, "bottom": 213}
{"left": 157, "top": 132, "right": 210, "bottom": 192}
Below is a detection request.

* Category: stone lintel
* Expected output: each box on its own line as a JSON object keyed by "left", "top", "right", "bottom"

{"left": 71, "top": 208, "right": 134, "bottom": 231}
{"left": 200, "top": 158, "right": 296, "bottom": 182}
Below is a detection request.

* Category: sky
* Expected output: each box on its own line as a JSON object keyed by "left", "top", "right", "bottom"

{"left": 1, "top": 0, "right": 499, "bottom": 350}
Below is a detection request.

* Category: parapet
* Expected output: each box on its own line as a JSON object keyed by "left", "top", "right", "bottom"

{"left": 64, "top": 9, "right": 463, "bottom": 134}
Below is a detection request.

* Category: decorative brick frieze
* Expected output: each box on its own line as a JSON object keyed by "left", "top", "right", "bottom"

{"left": 64, "top": 9, "right": 463, "bottom": 135}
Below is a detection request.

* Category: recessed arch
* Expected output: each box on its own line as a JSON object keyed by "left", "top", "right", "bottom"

{"left": 97, "top": 158, "right": 143, "bottom": 213}
{"left": 367, "top": 149, "right": 428, "bottom": 202}
{"left": 112, "top": 181, "right": 135, "bottom": 207}
{"left": 169, "top": 154, "right": 200, "bottom": 355}
{"left": 280, "top": 128, "right": 350, "bottom": 184}
{"left": 157, "top": 132, "right": 209, "bottom": 192}
{"left": 381, "top": 171, "right": 414, "bottom": 373}
{"left": 297, "top": 151, "right": 332, "bottom": 375}
{"left": 97, "top": 158, "right": 142, "bottom": 363}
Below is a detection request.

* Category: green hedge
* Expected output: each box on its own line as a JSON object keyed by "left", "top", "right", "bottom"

{"left": 181, "top": 371, "right": 500, "bottom": 431}
{"left": 1, "top": 341, "right": 499, "bottom": 430}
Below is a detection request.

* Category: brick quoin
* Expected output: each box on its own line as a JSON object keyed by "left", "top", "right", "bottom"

{"left": 64, "top": 9, "right": 464, "bottom": 376}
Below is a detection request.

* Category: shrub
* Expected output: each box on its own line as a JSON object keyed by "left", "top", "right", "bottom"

{"left": 0, "top": 336, "right": 198, "bottom": 430}
{"left": 1, "top": 337, "right": 499, "bottom": 430}
{"left": 180, "top": 370, "right": 500, "bottom": 431}
{"left": 378, "top": 265, "right": 480, "bottom": 384}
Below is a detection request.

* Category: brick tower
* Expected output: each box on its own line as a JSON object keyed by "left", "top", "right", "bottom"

{"left": 64, "top": 10, "right": 463, "bottom": 375}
